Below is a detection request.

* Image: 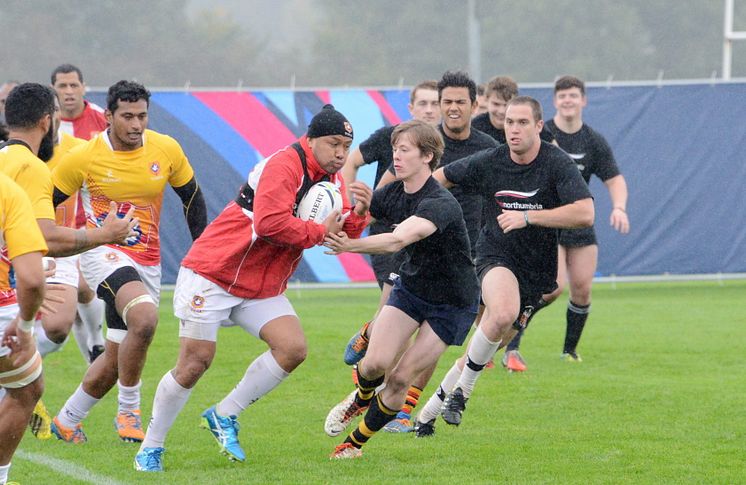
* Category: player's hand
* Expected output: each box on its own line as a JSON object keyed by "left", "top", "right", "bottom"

{"left": 497, "top": 210, "right": 528, "bottom": 234}
{"left": 101, "top": 201, "right": 139, "bottom": 244}
{"left": 2, "top": 316, "right": 37, "bottom": 367}
{"left": 323, "top": 231, "right": 351, "bottom": 255}
{"left": 39, "top": 283, "right": 67, "bottom": 316}
{"left": 610, "top": 207, "right": 629, "bottom": 234}
{"left": 348, "top": 181, "right": 372, "bottom": 216}
{"left": 322, "top": 210, "right": 347, "bottom": 236}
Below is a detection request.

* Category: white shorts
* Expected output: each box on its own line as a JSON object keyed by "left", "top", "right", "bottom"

{"left": 46, "top": 255, "right": 80, "bottom": 288}
{"left": 174, "top": 267, "right": 296, "bottom": 342}
{"left": 80, "top": 246, "right": 161, "bottom": 305}
{"left": 0, "top": 303, "right": 40, "bottom": 360}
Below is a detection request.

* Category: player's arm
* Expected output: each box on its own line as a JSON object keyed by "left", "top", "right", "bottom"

{"left": 498, "top": 198, "right": 595, "bottom": 234}
{"left": 432, "top": 167, "right": 455, "bottom": 189}
{"left": 324, "top": 215, "right": 437, "bottom": 255}
{"left": 604, "top": 174, "right": 629, "bottom": 234}
{"left": 172, "top": 176, "right": 208, "bottom": 240}
{"left": 39, "top": 195, "right": 138, "bottom": 257}
{"left": 2, "top": 251, "right": 45, "bottom": 366}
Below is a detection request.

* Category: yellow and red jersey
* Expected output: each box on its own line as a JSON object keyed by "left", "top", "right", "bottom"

{"left": 59, "top": 100, "right": 108, "bottom": 141}
{"left": 0, "top": 173, "right": 48, "bottom": 306}
{"left": 52, "top": 129, "right": 195, "bottom": 266}
{"left": 48, "top": 132, "right": 86, "bottom": 228}
{"left": 0, "top": 143, "right": 55, "bottom": 221}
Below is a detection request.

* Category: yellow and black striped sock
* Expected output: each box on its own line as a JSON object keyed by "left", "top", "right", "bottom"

{"left": 354, "top": 368, "right": 384, "bottom": 407}
{"left": 400, "top": 386, "right": 422, "bottom": 416}
{"left": 344, "top": 394, "right": 398, "bottom": 448}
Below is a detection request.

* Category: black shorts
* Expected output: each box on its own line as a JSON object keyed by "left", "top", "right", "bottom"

{"left": 558, "top": 226, "right": 597, "bottom": 248}
{"left": 386, "top": 278, "right": 478, "bottom": 346}
{"left": 476, "top": 258, "right": 555, "bottom": 305}
{"left": 371, "top": 251, "right": 404, "bottom": 289}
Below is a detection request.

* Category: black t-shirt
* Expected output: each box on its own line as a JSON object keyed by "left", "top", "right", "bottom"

{"left": 471, "top": 112, "right": 555, "bottom": 144}
{"left": 435, "top": 126, "right": 498, "bottom": 255}
{"left": 370, "top": 177, "right": 479, "bottom": 307}
{"left": 545, "top": 119, "right": 620, "bottom": 184}
{"left": 444, "top": 141, "right": 592, "bottom": 291}
{"left": 359, "top": 125, "right": 396, "bottom": 188}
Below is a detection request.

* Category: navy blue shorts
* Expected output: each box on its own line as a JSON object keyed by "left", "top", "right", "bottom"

{"left": 476, "top": 259, "right": 555, "bottom": 306}
{"left": 558, "top": 226, "right": 597, "bottom": 247}
{"left": 386, "top": 278, "right": 478, "bottom": 346}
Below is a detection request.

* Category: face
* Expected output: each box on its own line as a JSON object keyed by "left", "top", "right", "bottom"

{"left": 106, "top": 99, "right": 148, "bottom": 151}
{"left": 408, "top": 88, "right": 440, "bottom": 126}
{"left": 440, "top": 87, "right": 475, "bottom": 138}
{"left": 487, "top": 93, "right": 510, "bottom": 129}
{"left": 53, "top": 71, "right": 86, "bottom": 116}
{"left": 474, "top": 93, "right": 488, "bottom": 117}
{"left": 308, "top": 134, "right": 352, "bottom": 174}
{"left": 504, "top": 104, "right": 542, "bottom": 156}
{"left": 53, "top": 96, "right": 61, "bottom": 145}
{"left": 392, "top": 133, "right": 432, "bottom": 181}
{"left": 553, "top": 87, "right": 586, "bottom": 120}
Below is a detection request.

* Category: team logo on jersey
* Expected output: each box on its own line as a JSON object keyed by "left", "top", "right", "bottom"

{"left": 494, "top": 189, "right": 539, "bottom": 199}
{"left": 105, "top": 251, "right": 120, "bottom": 262}
{"left": 190, "top": 295, "right": 205, "bottom": 312}
{"left": 150, "top": 162, "right": 160, "bottom": 175}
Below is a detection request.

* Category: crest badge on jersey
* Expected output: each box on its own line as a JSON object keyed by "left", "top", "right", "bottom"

{"left": 150, "top": 161, "right": 160, "bottom": 175}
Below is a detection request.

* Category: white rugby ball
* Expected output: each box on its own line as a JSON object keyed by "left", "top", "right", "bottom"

{"left": 296, "top": 181, "right": 343, "bottom": 222}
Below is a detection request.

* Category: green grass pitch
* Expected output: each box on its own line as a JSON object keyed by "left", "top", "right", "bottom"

{"left": 12, "top": 280, "right": 746, "bottom": 484}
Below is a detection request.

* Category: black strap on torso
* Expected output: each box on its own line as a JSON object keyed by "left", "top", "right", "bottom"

{"left": 235, "top": 142, "right": 330, "bottom": 214}
{"left": 0, "top": 139, "right": 33, "bottom": 151}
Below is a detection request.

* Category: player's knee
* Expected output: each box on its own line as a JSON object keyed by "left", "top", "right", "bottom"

{"left": 178, "top": 356, "right": 212, "bottom": 388}
{"left": 276, "top": 338, "right": 307, "bottom": 369}
{"left": 44, "top": 324, "right": 70, "bottom": 344}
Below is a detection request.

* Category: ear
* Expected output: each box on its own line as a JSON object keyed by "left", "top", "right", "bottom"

{"left": 38, "top": 113, "right": 52, "bottom": 133}
{"left": 105, "top": 109, "right": 113, "bottom": 124}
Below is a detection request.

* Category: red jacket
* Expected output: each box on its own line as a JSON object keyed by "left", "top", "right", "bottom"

{"left": 182, "top": 136, "right": 368, "bottom": 299}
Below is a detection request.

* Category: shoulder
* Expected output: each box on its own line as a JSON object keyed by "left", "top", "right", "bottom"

{"left": 370, "top": 125, "right": 395, "bottom": 141}
{"left": 145, "top": 130, "right": 185, "bottom": 157}
{"left": 582, "top": 124, "right": 612, "bottom": 147}
{"left": 471, "top": 113, "right": 490, "bottom": 130}
{"left": 469, "top": 128, "right": 499, "bottom": 148}
{"left": 86, "top": 101, "right": 106, "bottom": 114}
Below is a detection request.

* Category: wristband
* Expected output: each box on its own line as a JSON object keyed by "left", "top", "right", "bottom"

{"left": 523, "top": 211, "right": 530, "bottom": 226}
{"left": 18, "top": 317, "right": 35, "bottom": 333}
{"left": 613, "top": 206, "right": 626, "bottom": 213}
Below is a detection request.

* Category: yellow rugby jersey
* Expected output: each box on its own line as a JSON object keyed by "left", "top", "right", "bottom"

{"left": 0, "top": 172, "right": 48, "bottom": 305}
{"left": 48, "top": 133, "right": 86, "bottom": 228}
{"left": 0, "top": 143, "right": 56, "bottom": 221}
{"left": 52, "top": 129, "right": 195, "bottom": 265}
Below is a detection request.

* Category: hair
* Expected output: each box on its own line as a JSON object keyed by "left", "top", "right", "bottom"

{"left": 391, "top": 119, "right": 445, "bottom": 171}
{"left": 106, "top": 80, "right": 151, "bottom": 113}
{"left": 507, "top": 95, "right": 543, "bottom": 123}
{"left": 51, "top": 64, "right": 84, "bottom": 85}
{"left": 4, "top": 83, "right": 56, "bottom": 129}
{"left": 485, "top": 76, "right": 519, "bottom": 102}
{"left": 409, "top": 80, "right": 438, "bottom": 104}
{"left": 437, "top": 70, "right": 477, "bottom": 103}
{"left": 554, "top": 75, "right": 585, "bottom": 95}
{"left": 477, "top": 83, "right": 486, "bottom": 96}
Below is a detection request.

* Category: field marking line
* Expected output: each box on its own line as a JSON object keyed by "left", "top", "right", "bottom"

{"left": 16, "top": 449, "right": 128, "bottom": 485}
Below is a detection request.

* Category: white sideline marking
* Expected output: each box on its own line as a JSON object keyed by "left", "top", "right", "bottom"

{"left": 16, "top": 450, "right": 127, "bottom": 485}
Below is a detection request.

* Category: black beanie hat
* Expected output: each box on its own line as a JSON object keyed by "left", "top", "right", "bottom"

{"left": 307, "top": 104, "right": 353, "bottom": 140}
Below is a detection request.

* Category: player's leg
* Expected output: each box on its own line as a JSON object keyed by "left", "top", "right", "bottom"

{"left": 562, "top": 244, "right": 597, "bottom": 361}
{"left": 0, "top": 351, "right": 44, "bottom": 485}
{"left": 76, "top": 275, "right": 106, "bottom": 362}
{"left": 36, "top": 258, "right": 78, "bottom": 359}
{"left": 503, "top": 246, "right": 566, "bottom": 371}
{"left": 334, "top": 322, "right": 448, "bottom": 459}
{"left": 441, "top": 266, "right": 520, "bottom": 426}
{"left": 343, "top": 279, "right": 394, "bottom": 366}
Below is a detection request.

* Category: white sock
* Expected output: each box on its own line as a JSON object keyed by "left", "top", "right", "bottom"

{"left": 141, "top": 371, "right": 192, "bottom": 449}
{"left": 57, "top": 385, "right": 100, "bottom": 428}
{"left": 77, "top": 298, "right": 105, "bottom": 348}
{"left": 35, "top": 321, "right": 65, "bottom": 357}
{"left": 0, "top": 463, "right": 9, "bottom": 485}
{"left": 457, "top": 327, "right": 500, "bottom": 398}
{"left": 217, "top": 350, "right": 289, "bottom": 417}
{"left": 417, "top": 361, "right": 463, "bottom": 423}
{"left": 70, "top": 316, "right": 91, "bottom": 362}
{"left": 117, "top": 380, "right": 142, "bottom": 412}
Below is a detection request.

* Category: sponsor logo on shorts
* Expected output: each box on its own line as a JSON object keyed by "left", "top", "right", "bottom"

{"left": 105, "top": 252, "right": 120, "bottom": 262}
{"left": 190, "top": 295, "right": 205, "bottom": 313}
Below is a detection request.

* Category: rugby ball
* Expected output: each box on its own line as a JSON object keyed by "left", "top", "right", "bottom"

{"left": 296, "top": 181, "right": 343, "bottom": 222}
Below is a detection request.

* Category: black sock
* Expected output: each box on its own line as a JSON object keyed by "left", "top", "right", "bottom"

{"left": 344, "top": 394, "right": 398, "bottom": 448}
{"left": 355, "top": 368, "right": 384, "bottom": 407}
{"left": 506, "top": 297, "right": 551, "bottom": 351}
{"left": 564, "top": 300, "right": 590, "bottom": 353}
